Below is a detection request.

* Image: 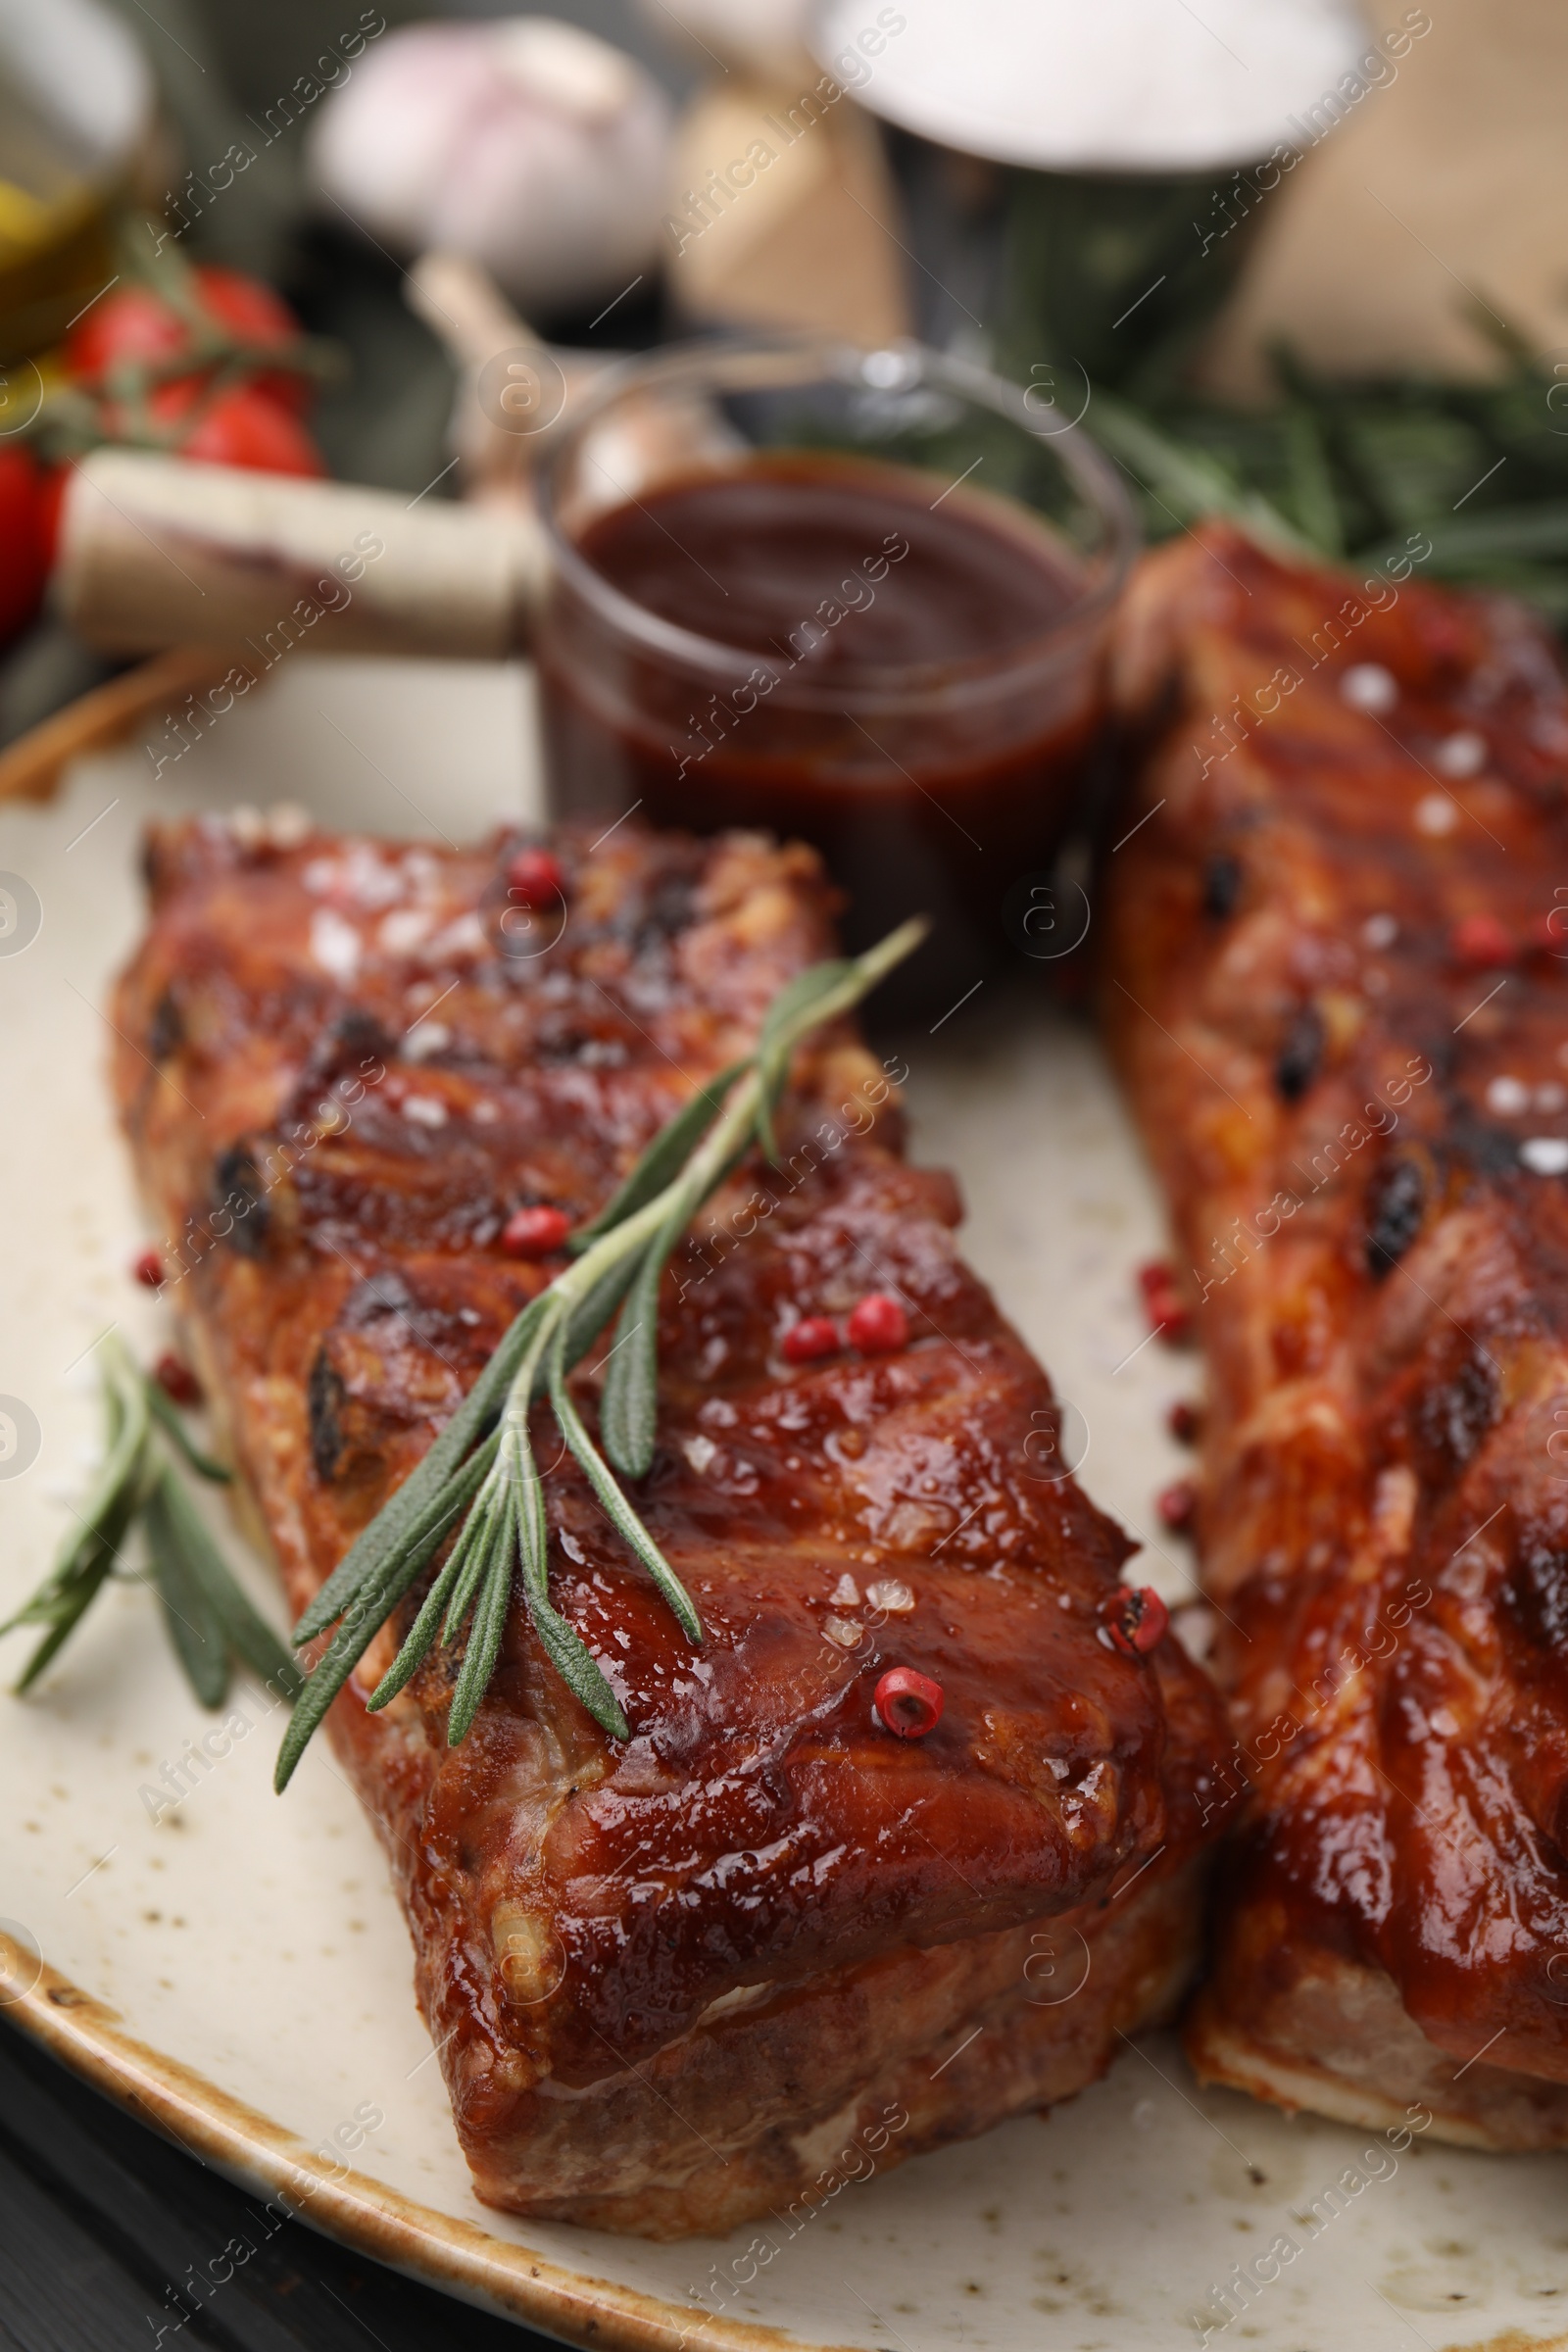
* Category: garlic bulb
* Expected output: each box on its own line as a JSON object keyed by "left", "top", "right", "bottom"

{"left": 307, "top": 18, "right": 673, "bottom": 313}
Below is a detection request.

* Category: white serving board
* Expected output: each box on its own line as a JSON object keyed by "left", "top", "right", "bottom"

{"left": 0, "top": 655, "right": 1564, "bottom": 2352}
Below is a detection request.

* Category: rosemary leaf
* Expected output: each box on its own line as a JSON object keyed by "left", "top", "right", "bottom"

{"left": 569, "top": 1057, "right": 749, "bottom": 1251}
{"left": 598, "top": 1234, "right": 667, "bottom": 1480}
{"left": 275, "top": 1431, "right": 501, "bottom": 1784}
{"left": 1282, "top": 405, "right": 1344, "bottom": 559}
{"left": 597, "top": 1152, "right": 721, "bottom": 1481}
{"left": 368, "top": 1427, "right": 525, "bottom": 1709}
{"left": 510, "top": 1415, "right": 548, "bottom": 1592}
{"left": 151, "top": 1466, "right": 299, "bottom": 1696}
{"left": 10, "top": 1598, "right": 104, "bottom": 1695}
{"left": 290, "top": 1295, "right": 550, "bottom": 1644}
{"left": 143, "top": 1378, "right": 231, "bottom": 1482}
{"left": 439, "top": 1480, "right": 507, "bottom": 1644}
{"left": 445, "top": 1520, "right": 513, "bottom": 1745}
{"left": 558, "top": 1249, "right": 643, "bottom": 1379}
{"left": 524, "top": 1581, "right": 629, "bottom": 1740}
{"left": 1090, "top": 393, "right": 1310, "bottom": 556}
{"left": 5, "top": 1347, "right": 149, "bottom": 1690}
{"left": 1369, "top": 500, "right": 1568, "bottom": 570}
{"left": 9, "top": 1532, "right": 125, "bottom": 1692}
{"left": 273, "top": 1532, "right": 441, "bottom": 1789}
{"left": 510, "top": 1401, "right": 629, "bottom": 1740}
{"left": 143, "top": 1470, "right": 231, "bottom": 1708}
{"left": 8, "top": 1342, "right": 284, "bottom": 1709}
{"left": 504, "top": 1388, "right": 630, "bottom": 1736}
{"left": 754, "top": 961, "right": 852, "bottom": 1161}
{"left": 287, "top": 1467, "right": 437, "bottom": 1648}
{"left": 506, "top": 1422, "right": 627, "bottom": 1736}
{"left": 5, "top": 1350, "right": 148, "bottom": 1642}
{"left": 299, "top": 1425, "right": 503, "bottom": 1651}
{"left": 770, "top": 916, "right": 929, "bottom": 1052}
{"left": 5, "top": 1510, "right": 123, "bottom": 1642}
{"left": 549, "top": 1335, "right": 704, "bottom": 1643}
{"left": 364, "top": 1537, "right": 470, "bottom": 1712}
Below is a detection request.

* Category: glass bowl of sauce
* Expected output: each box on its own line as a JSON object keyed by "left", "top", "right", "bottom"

{"left": 536, "top": 335, "right": 1137, "bottom": 1015}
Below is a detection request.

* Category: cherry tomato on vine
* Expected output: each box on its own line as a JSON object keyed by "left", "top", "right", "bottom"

{"left": 150, "top": 380, "right": 325, "bottom": 475}
{"left": 0, "top": 446, "right": 52, "bottom": 646}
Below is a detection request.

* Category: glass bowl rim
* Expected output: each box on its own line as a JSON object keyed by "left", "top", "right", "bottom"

{"left": 536, "top": 330, "right": 1141, "bottom": 698}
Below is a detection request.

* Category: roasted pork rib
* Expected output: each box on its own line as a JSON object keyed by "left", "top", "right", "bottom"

{"left": 113, "top": 816, "right": 1226, "bottom": 2236}
{"left": 1105, "top": 523, "right": 1568, "bottom": 2148}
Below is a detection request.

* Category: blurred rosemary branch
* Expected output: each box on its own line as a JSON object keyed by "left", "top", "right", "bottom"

{"left": 1086, "top": 313, "right": 1568, "bottom": 625}
{"left": 1, "top": 1334, "right": 299, "bottom": 1707}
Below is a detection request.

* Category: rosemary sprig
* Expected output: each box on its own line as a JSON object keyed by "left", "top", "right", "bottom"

{"left": 273, "top": 917, "right": 926, "bottom": 1789}
{"left": 1088, "top": 391, "right": 1312, "bottom": 559}
{"left": 1082, "top": 328, "right": 1568, "bottom": 631}
{"left": 1, "top": 1335, "right": 299, "bottom": 1706}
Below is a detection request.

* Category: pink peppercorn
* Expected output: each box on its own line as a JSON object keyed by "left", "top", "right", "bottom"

{"left": 847, "top": 1293, "right": 909, "bottom": 1354}
{"left": 501, "top": 1203, "right": 571, "bottom": 1257}
{"left": 874, "top": 1666, "right": 944, "bottom": 1738}
{"left": 154, "top": 1352, "right": 202, "bottom": 1406}
{"left": 1448, "top": 912, "right": 1514, "bottom": 972}
{"left": 782, "top": 1316, "right": 841, "bottom": 1364}
{"left": 506, "top": 847, "right": 565, "bottom": 908}
{"left": 1157, "top": 1479, "right": 1197, "bottom": 1533}
{"left": 1106, "top": 1585, "right": 1169, "bottom": 1658}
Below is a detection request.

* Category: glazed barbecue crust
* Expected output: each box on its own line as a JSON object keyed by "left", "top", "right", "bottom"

{"left": 113, "top": 816, "right": 1226, "bottom": 2234}
{"left": 1105, "top": 524, "right": 1568, "bottom": 2146}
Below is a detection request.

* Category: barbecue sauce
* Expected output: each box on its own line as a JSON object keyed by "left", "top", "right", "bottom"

{"left": 539, "top": 454, "right": 1112, "bottom": 1011}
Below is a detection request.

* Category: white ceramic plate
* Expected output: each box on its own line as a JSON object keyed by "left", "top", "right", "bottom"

{"left": 2, "top": 656, "right": 1566, "bottom": 2352}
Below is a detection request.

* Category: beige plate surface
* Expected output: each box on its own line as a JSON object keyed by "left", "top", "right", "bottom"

{"left": 2, "top": 657, "right": 1566, "bottom": 2352}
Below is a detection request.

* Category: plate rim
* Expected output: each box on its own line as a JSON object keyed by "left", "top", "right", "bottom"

{"left": 0, "top": 1931, "right": 849, "bottom": 2352}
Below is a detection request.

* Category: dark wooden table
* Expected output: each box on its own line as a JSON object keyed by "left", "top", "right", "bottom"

{"left": 0, "top": 2010, "right": 562, "bottom": 2351}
